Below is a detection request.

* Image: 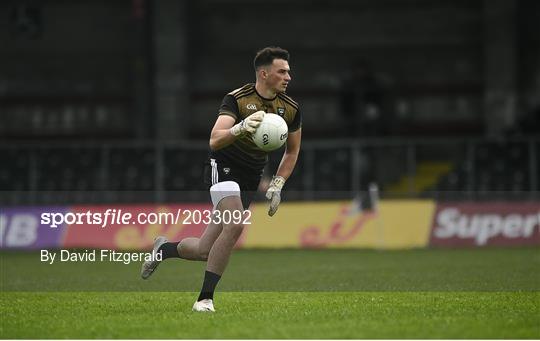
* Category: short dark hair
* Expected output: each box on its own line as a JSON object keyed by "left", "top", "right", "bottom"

{"left": 253, "top": 46, "right": 289, "bottom": 71}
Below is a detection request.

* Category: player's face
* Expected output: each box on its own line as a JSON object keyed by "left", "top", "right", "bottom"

{"left": 265, "top": 59, "right": 291, "bottom": 93}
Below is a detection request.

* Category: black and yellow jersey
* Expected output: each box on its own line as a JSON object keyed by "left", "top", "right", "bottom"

{"left": 209, "top": 83, "right": 302, "bottom": 173}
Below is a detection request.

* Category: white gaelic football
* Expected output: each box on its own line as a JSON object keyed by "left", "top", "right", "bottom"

{"left": 252, "top": 113, "right": 288, "bottom": 152}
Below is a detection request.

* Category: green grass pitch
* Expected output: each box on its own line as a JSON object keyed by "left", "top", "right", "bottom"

{"left": 1, "top": 248, "right": 539, "bottom": 338}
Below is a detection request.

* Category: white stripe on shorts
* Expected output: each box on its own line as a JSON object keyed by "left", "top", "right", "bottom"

{"left": 210, "top": 158, "right": 218, "bottom": 185}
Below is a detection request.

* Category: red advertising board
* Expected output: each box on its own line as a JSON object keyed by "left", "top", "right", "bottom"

{"left": 62, "top": 204, "right": 213, "bottom": 250}
{"left": 429, "top": 202, "right": 540, "bottom": 247}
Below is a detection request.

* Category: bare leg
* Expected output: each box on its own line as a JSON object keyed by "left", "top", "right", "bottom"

{"left": 177, "top": 220, "right": 223, "bottom": 261}
{"left": 206, "top": 196, "right": 245, "bottom": 275}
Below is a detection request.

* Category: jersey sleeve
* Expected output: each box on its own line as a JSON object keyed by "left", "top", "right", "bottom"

{"left": 288, "top": 107, "right": 302, "bottom": 132}
{"left": 219, "top": 94, "right": 239, "bottom": 120}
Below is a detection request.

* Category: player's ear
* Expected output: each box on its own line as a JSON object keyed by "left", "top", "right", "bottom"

{"left": 260, "top": 69, "right": 267, "bottom": 79}
{"left": 256, "top": 68, "right": 264, "bottom": 80}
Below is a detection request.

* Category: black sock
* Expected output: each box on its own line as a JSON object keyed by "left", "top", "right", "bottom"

{"left": 197, "top": 270, "right": 221, "bottom": 301}
{"left": 158, "top": 242, "right": 180, "bottom": 259}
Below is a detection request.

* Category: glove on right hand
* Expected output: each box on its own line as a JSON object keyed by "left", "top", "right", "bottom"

{"left": 230, "top": 111, "right": 265, "bottom": 136}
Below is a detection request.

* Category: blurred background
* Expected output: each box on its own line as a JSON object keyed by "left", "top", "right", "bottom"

{"left": 0, "top": 0, "right": 539, "bottom": 205}
{"left": 1, "top": 3, "right": 539, "bottom": 334}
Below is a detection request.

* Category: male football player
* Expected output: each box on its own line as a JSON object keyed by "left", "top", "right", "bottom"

{"left": 141, "top": 46, "right": 302, "bottom": 312}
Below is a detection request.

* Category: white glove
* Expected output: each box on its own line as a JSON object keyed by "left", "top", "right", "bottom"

{"left": 265, "top": 175, "right": 285, "bottom": 216}
{"left": 230, "top": 111, "right": 265, "bottom": 136}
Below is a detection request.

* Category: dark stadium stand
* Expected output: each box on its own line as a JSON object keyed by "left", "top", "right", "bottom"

{"left": 433, "top": 141, "right": 535, "bottom": 199}
{"left": 108, "top": 148, "right": 155, "bottom": 191}
{"left": 313, "top": 148, "right": 352, "bottom": 192}
{"left": 163, "top": 148, "right": 207, "bottom": 191}
{"left": 1, "top": 149, "right": 30, "bottom": 191}
{"left": 2, "top": 138, "right": 536, "bottom": 206}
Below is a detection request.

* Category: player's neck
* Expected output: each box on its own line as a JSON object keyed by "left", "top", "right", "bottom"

{"left": 255, "top": 82, "right": 277, "bottom": 100}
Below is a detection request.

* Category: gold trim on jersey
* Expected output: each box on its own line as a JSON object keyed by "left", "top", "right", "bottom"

{"left": 278, "top": 92, "right": 299, "bottom": 110}
{"left": 230, "top": 84, "right": 255, "bottom": 99}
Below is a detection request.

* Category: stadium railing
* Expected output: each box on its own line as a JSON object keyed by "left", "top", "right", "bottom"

{"left": 1, "top": 137, "right": 538, "bottom": 205}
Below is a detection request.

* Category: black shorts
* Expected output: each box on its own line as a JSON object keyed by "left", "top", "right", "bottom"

{"left": 203, "top": 158, "right": 263, "bottom": 209}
